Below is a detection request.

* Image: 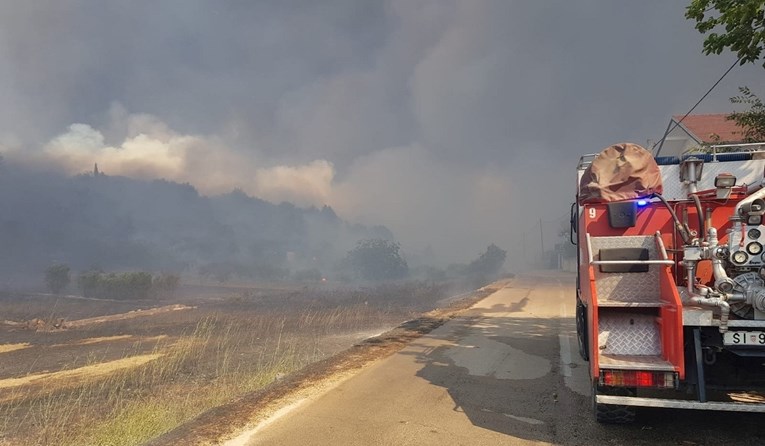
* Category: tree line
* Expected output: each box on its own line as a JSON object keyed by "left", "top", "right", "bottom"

{"left": 45, "top": 264, "right": 179, "bottom": 300}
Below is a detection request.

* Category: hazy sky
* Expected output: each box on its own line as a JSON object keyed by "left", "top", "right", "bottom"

{"left": 0, "top": 1, "right": 762, "bottom": 264}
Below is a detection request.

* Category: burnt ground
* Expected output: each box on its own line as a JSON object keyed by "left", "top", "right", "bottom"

{"left": 0, "top": 278, "right": 502, "bottom": 445}
{"left": 145, "top": 282, "right": 505, "bottom": 446}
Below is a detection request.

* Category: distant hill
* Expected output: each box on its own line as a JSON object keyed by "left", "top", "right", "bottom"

{"left": 0, "top": 161, "right": 394, "bottom": 283}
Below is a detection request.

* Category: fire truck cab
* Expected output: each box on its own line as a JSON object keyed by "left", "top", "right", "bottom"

{"left": 573, "top": 142, "right": 765, "bottom": 423}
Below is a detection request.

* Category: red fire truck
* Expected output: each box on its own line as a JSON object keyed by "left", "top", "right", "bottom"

{"left": 573, "top": 142, "right": 765, "bottom": 422}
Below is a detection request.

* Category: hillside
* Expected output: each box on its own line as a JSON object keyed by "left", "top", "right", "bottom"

{"left": 0, "top": 162, "right": 393, "bottom": 285}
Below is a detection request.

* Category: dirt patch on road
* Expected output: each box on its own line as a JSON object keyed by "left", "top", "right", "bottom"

{"left": 147, "top": 280, "right": 510, "bottom": 446}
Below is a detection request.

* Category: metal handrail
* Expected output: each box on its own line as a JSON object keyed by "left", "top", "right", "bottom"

{"left": 591, "top": 260, "right": 675, "bottom": 265}
{"left": 655, "top": 231, "right": 670, "bottom": 260}
{"left": 586, "top": 232, "right": 674, "bottom": 266}
{"left": 684, "top": 142, "right": 765, "bottom": 162}
{"left": 580, "top": 142, "right": 765, "bottom": 168}
{"left": 577, "top": 154, "right": 598, "bottom": 170}
{"left": 709, "top": 142, "right": 765, "bottom": 150}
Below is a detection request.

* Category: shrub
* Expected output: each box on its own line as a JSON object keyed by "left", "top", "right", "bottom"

{"left": 77, "top": 270, "right": 154, "bottom": 300}
{"left": 467, "top": 244, "right": 506, "bottom": 277}
{"left": 344, "top": 239, "right": 409, "bottom": 281}
{"left": 45, "top": 264, "right": 71, "bottom": 294}
{"left": 153, "top": 273, "right": 180, "bottom": 299}
{"left": 77, "top": 270, "right": 103, "bottom": 298}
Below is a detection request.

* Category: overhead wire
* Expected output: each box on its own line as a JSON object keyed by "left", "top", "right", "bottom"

{"left": 652, "top": 57, "right": 742, "bottom": 155}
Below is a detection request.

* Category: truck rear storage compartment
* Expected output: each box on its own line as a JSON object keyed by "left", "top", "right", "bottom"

{"left": 598, "top": 311, "right": 673, "bottom": 371}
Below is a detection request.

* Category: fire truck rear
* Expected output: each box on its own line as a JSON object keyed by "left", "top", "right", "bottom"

{"left": 573, "top": 141, "right": 765, "bottom": 423}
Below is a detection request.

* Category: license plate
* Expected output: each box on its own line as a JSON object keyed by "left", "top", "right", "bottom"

{"left": 724, "top": 331, "right": 765, "bottom": 346}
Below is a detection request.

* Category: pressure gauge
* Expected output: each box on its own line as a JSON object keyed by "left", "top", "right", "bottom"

{"left": 748, "top": 242, "right": 763, "bottom": 255}
{"left": 750, "top": 228, "right": 762, "bottom": 240}
{"left": 733, "top": 250, "right": 749, "bottom": 264}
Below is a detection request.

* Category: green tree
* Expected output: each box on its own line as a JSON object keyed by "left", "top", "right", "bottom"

{"left": 686, "top": 0, "right": 765, "bottom": 67}
{"left": 120, "top": 272, "right": 153, "bottom": 300}
{"left": 728, "top": 86, "right": 765, "bottom": 141}
{"left": 77, "top": 270, "right": 154, "bottom": 299}
{"left": 152, "top": 273, "right": 180, "bottom": 299}
{"left": 78, "top": 270, "right": 103, "bottom": 297}
{"left": 467, "top": 244, "right": 507, "bottom": 277}
{"left": 45, "top": 264, "right": 71, "bottom": 294}
{"left": 345, "top": 239, "right": 408, "bottom": 281}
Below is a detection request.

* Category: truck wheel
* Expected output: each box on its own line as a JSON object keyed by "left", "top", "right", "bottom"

{"left": 576, "top": 299, "right": 589, "bottom": 361}
{"left": 592, "top": 382, "right": 636, "bottom": 424}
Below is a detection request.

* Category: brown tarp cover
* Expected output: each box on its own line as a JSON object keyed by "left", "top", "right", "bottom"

{"left": 578, "top": 142, "right": 663, "bottom": 204}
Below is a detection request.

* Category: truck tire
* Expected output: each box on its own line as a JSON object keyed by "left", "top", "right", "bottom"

{"left": 592, "top": 382, "right": 636, "bottom": 424}
{"left": 576, "top": 299, "right": 589, "bottom": 361}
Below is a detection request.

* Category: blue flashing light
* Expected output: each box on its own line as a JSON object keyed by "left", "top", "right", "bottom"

{"left": 637, "top": 199, "right": 648, "bottom": 207}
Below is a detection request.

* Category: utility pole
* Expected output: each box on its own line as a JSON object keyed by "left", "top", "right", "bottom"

{"left": 539, "top": 218, "right": 545, "bottom": 265}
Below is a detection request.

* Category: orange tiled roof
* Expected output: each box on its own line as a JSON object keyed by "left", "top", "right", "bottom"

{"left": 672, "top": 114, "right": 746, "bottom": 143}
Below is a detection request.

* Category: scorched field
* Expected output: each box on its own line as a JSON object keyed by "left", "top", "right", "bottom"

{"left": 0, "top": 280, "right": 462, "bottom": 445}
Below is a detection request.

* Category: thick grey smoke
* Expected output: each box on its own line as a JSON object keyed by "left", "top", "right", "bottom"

{"left": 0, "top": 1, "right": 762, "bottom": 266}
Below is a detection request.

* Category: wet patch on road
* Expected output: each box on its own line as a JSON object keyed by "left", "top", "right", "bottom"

{"left": 444, "top": 333, "right": 551, "bottom": 380}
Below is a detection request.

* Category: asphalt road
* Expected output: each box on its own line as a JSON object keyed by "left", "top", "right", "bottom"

{"left": 226, "top": 271, "right": 765, "bottom": 446}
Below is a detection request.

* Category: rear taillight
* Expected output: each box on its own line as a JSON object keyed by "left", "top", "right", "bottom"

{"left": 600, "top": 370, "right": 676, "bottom": 388}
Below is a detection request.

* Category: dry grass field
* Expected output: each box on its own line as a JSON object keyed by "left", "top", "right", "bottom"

{"left": 0, "top": 280, "right": 458, "bottom": 446}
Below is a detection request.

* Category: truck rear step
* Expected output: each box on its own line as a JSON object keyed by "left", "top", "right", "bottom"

{"left": 596, "top": 395, "right": 765, "bottom": 412}
{"left": 599, "top": 354, "right": 674, "bottom": 371}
